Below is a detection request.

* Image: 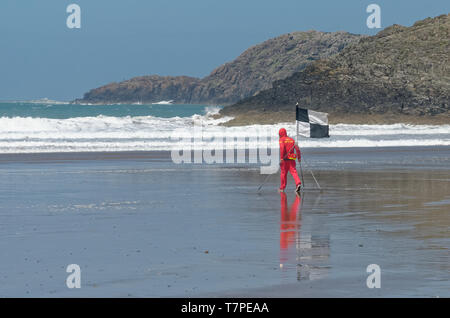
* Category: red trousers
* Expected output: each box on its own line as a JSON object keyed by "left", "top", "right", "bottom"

{"left": 280, "top": 160, "right": 301, "bottom": 190}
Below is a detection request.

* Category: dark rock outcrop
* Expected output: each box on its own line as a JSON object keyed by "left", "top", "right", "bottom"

{"left": 77, "top": 76, "right": 201, "bottom": 104}
{"left": 194, "top": 31, "right": 364, "bottom": 104}
{"left": 74, "top": 31, "right": 363, "bottom": 104}
{"left": 221, "top": 14, "right": 450, "bottom": 123}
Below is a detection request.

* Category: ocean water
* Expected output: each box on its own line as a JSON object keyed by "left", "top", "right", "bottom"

{"left": 0, "top": 100, "right": 449, "bottom": 153}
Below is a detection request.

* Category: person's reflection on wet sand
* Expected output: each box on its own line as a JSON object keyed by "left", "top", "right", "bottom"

{"left": 279, "top": 192, "right": 301, "bottom": 269}
{"left": 279, "top": 192, "right": 331, "bottom": 281}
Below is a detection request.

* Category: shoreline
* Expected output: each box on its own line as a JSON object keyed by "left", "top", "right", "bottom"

{"left": 1, "top": 145, "right": 449, "bottom": 164}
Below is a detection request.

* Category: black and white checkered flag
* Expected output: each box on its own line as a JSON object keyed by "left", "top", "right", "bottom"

{"left": 296, "top": 104, "right": 329, "bottom": 138}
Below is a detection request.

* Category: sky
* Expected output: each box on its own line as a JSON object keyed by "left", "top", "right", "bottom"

{"left": 0, "top": 0, "right": 448, "bottom": 101}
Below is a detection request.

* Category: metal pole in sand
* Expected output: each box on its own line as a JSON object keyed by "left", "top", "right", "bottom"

{"left": 257, "top": 172, "right": 274, "bottom": 192}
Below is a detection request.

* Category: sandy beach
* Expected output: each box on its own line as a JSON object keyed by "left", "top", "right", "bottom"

{"left": 0, "top": 146, "right": 449, "bottom": 297}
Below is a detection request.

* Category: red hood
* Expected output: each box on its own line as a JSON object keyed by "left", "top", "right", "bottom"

{"left": 279, "top": 128, "right": 287, "bottom": 138}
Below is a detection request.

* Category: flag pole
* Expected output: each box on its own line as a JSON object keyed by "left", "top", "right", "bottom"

{"left": 296, "top": 103, "right": 305, "bottom": 189}
{"left": 296, "top": 102, "right": 321, "bottom": 190}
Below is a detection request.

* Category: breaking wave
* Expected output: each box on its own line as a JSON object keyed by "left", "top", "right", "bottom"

{"left": 0, "top": 113, "right": 448, "bottom": 153}
{"left": 0, "top": 102, "right": 448, "bottom": 153}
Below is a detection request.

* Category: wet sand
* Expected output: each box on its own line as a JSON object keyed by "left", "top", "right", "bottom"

{"left": 0, "top": 147, "right": 449, "bottom": 297}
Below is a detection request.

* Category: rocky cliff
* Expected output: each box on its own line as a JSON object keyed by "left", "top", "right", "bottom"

{"left": 74, "top": 31, "right": 363, "bottom": 104}
{"left": 221, "top": 14, "right": 450, "bottom": 124}
{"left": 78, "top": 76, "right": 201, "bottom": 104}
{"left": 193, "top": 31, "right": 364, "bottom": 104}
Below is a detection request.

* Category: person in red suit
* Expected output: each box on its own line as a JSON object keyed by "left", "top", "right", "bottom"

{"left": 278, "top": 128, "right": 302, "bottom": 193}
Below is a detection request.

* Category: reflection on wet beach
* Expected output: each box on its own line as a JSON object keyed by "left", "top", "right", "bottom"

{"left": 0, "top": 147, "right": 449, "bottom": 297}
{"left": 279, "top": 192, "right": 330, "bottom": 281}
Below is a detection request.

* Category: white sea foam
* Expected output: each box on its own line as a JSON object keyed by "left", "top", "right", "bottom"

{"left": 9, "top": 98, "right": 71, "bottom": 105}
{"left": 152, "top": 100, "right": 174, "bottom": 105}
{"left": 0, "top": 114, "right": 448, "bottom": 153}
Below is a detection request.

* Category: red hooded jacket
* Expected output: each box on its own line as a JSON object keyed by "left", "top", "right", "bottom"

{"left": 279, "top": 128, "right": 301, "bottom": 161}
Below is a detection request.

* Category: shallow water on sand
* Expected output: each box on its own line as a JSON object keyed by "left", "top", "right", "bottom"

{"left": 0, "top": 147, "right": 449, "bottom": 297}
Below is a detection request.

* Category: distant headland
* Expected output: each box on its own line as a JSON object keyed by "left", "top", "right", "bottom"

{"left": 74, "top": 14, "right": 450, "bottom": 125}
